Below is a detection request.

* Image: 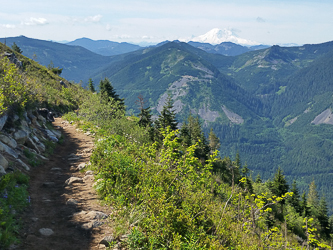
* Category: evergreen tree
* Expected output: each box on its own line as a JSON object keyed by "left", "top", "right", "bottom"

{"left": 235, "top": 151, "right": 241, "bottom": 168}
{"left": 99, "top": 77, "right": 124, "bottom": 107}
{"left": 287, "top": 180, "right": 301, "bottom": 214}
{"left": 179, "top": 115, "right": 210, "bottom": 160}
{"left": 318, "top": 196, "right": 330, "bottom": 238}
{"left": 300, "top": 191, "right": 309, "bottom": 217}
{"left": 156, "top": 95, "right": 178, "bottom": 131}
{"left": 11, "top": 42, "right": 22, "bottom": 54}
{"left": 208, "top": 128, "right": 220, "bottom": 154}
{"left": 136, "top": 95, "right": 152, "bottom": 128}
{"left": 88, "top": 78, "right": 95, "bottom": 93}
{"left": 269, "top": 167, "right": 289, "bottom": 198}
{"left": 255, "top": 173, "right": 262, "bottom": 184}
{"left": 307, "top": 180, "right": 319, "bottom": 217}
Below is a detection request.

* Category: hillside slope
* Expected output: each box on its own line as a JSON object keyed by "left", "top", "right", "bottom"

{"left": 1, "top": 36, "right": 113, "bottom": 82}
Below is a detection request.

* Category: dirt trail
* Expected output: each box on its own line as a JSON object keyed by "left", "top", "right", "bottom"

{"left": 18, "top": 118, "right": 112, "bottom": 250}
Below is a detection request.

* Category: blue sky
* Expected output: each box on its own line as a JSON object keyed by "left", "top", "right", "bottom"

{"left": 1, "top": 0, "right": 333, "bottom": 45}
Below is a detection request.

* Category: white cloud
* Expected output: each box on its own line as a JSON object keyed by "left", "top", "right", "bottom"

{"left": 23, "top": 17, "right": 48, "bottom": 26}
{"left": 1, "top": 24, "right": 16, "bottom": 29}
{"left": 84, "top": 14, "right": 102, "bottom": 23}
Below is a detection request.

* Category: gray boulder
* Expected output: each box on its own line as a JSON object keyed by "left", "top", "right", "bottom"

{"left": 0, "top": 153, "right": 8, "bottom": 169}
{"left": 23, "top": 111, "right": 31, "bottom": 124}
{"left": 14, "top": 130, "right": 28, "bottom": 144}
{"left": 0, "top": 114, "right": 8, "bottom": 131}
{"left": 28, "top": 113, "right": 37, "bottom": 125}
{"left": 26, "top": 137, "right": 40, "bottom": 154}
{"left": 0, "top": 134, "right": 17, "bottom": 148}
{"left": 0, "top": 142, "right": 18, "bottom": 158}
{"left": 60, "top": 80, "right": 67, "bottom": 88}
{"left": 37, "top": 142, "right": 46, "bottom": 152}
{"left": 37, "top": 108, "right": 55, "bottom": 122}
{"left": 16, "top": 159, "right": 30, "bottom": 171}
{"left": 4, "top": 52, "right": 23, "bottom": 68}
{"left": 45, "top": 129, "right": 58, "bottom": 142}
{"left": 51, "top": 129, "right": 61, "bottom": 139}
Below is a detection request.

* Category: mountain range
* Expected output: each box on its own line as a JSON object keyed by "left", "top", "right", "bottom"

{"left": 3, "top": 35, "right": 333, "bottom": 212}
{"left": 66, "top": 38, "right": 142, "bottom": 56}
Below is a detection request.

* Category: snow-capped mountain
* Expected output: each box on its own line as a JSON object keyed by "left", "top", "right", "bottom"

{"left": 191, "top": 28, "right": 259, "bottom": 46}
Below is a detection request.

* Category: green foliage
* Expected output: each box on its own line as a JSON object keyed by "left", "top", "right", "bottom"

{"left": 11, "top": 42, "right": 22, "bottom": 54}
{"left": 156, "top": 95, "right": 178, "bottom": 131}
{"left": 208, "top": 128, "right": 220, "bottom": 154}
{"left": 180, "top": 115, "right": 210, "bottom": 160}
{"left": 99, "top": 77, "right": 124, "bottom": 108}
{"left": 268, "top": 167, "right": 289, "bottom": 198}
{"left": 23, "top": 149, "right": 42, "bottom": 167}
{"left": 0, "top": 57, "right": 29, "bottom": 115}
{"left": 0, "top": 171, "right": 29, "bottom": 248}
{"left": 47, "top": 61, "right": 62, "bottom": 75}
{"left": 88, "top": 78, "right": 95, "bottom": 93}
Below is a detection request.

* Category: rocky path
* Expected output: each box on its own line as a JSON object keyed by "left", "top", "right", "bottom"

{"left": 18, "top": 118, "right": 113, "bottom": 250}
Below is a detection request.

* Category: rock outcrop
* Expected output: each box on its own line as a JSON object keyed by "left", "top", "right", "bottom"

{"left": 0, "top": 108, "right": 61, "bottom": 176}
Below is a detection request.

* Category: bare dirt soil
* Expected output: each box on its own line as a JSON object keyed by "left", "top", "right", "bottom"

{"left": 17, "top": 118, "right": 113, "bottom": 250}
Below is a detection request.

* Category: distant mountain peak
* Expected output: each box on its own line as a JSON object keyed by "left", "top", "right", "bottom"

{"left": 191, "top": 28, "right": 259, "bottom": 46}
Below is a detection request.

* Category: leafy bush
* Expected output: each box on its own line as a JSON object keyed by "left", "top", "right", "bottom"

{"left": 0, "top": 172, "right": 29, "bottom": 248}
{"left": 0, "top": 57, "right": 29, "bottom": 115}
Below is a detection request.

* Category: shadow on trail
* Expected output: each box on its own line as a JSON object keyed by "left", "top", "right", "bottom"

{"left": 19, "top": 120, "right": 99, "bottom": 250}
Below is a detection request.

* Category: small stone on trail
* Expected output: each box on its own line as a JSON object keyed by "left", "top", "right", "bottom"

{"left": 99, "top": 235, "right": 115, "bottom": 246}
{"left": 66, "top": 198, "right": 78, "bottom": 205}
{"left": 92, "top": 221, "right": 104, "bottom": 228}
{"left": 85, "top": 170, "right": 93, "bottom": 175}
{"left": 83, "top": 175, "right": 94, "bottom": 182}
{"left": 81, "top": 220, "right": 104, "bottom": 230}
{"left": 65, "top": 177, "right": 83, "bottom": 186}
{"left": 68, "top": 156, "right": 81, "bottom": 161}
{"left": 85, "top": 211, "right": 108, "bottom": 220}
{"left": 31, "top": 217, "right": 39, "bottom": 222}
{"left": 39, "top": 228, "right": 54, "bottom": 236}
{"left": 76, "top": 162, "right": 86, "bottom": 171}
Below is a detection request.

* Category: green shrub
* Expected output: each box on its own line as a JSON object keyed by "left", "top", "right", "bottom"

{"left": 0, "top": 57, "right": 29, "bottom": 115}
{"left": 0, "top": 172, "right": 29, "bottom": 248}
